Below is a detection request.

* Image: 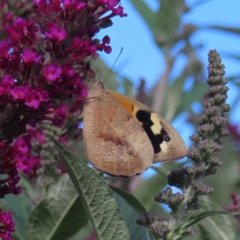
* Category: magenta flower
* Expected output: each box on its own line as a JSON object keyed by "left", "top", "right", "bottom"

{"left": 0, "top": 143, "right": 22, "bottom": 198}
{"left": 0, "top": 0, "right": 127, "bottom": 235}
{"left": 112, "top": 5, "right": 126, "bottom": 17}
{"left": 14, "top": 136, "right": 31, "bottom": 154}
{"left": 15, "top": 154, "right": 29, "bottom": 172}
{"left": 0, "top": 0, "right": 126, "bottom": 193}
{"left": 63, "top": 0, "right": 77, "bottom": 8}
{"left": 24, "top": 88, "right": 49, "bottom": 109}
{"left": 5, "top": 17, "right": 36, "bottom": 44}
{"left": 62, "top": 63, "right": 75, "bottom": 77}
{"left": 97, "top": 0, "right": 118, "bottom": 8}
{"left": 22, "top": 49, "right": 41, "bottom": 64}
{"left": 10, "top": 86, "right": 27, "bottom": 100}
{"left": 43, "top": 64, "right": 63, "bottom": 82}
{"left": 0, "top": 0, "right": 127, "bottom": 181}
{"left": 0, "top": 209, "right": 15, "bottom": 240}
{"left": 76, "top": 2, "right": 87, "bottom": 10}
{"left": 0, "top": 41, "right": 11, "bottom": 59}
{"left": 0, "top": 75, "right": 14, "bottom": 95}
{"left": 45, "top": 22, "right": 67, "bottom": 42}
{"left": 14, "top": 150, "right": 40, "bottom": 175}
{"left": 225, "top": 193, "right": 240, "bottom": 212}
{"left": 1, "top": 75, "right": 15, "bottom": 89}
{"left": 96, "top": 35, "right": 112, "bottom": 54}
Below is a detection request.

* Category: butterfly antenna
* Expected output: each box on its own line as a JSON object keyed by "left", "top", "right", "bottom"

{"left": 103, "top": 47, "right": 123, "bottom": 84}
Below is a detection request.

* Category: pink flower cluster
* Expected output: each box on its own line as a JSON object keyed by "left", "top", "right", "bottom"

{"left": 0, "top": 209, "right": 15, "bottom": 240}
{"left": 0, "top": 0, "right": 126, "bottom": 237}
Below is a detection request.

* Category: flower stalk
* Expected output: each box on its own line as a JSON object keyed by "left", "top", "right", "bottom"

{"left": 137, "top": 49, "right": 230, "bottom": 240}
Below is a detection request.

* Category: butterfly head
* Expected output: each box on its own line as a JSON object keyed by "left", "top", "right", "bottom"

{"left": 88, "top": 80, "right": 105, "bottom": 98}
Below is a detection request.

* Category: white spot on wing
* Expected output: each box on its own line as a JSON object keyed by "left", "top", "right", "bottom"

{"left": 160, "top": 141, "right": 168, "bottom": 153}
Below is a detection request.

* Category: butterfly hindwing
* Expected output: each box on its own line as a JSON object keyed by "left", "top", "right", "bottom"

{"left": 106, "top": 89, "right": 187, "bottom": 162}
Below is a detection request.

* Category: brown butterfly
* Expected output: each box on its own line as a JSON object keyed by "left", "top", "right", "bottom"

{"left": 83, "top": 81, "right": 187, "bottom": 177}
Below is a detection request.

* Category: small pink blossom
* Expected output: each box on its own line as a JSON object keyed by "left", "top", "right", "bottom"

{"left": 62, "top": 63, "right": 75, "bottom": 77}
{"left": 5, "top": 18, "right": 36, "bottom": 45}
{"left": 24, "top": 95, "right": 40, "bottom": 109}
{"left": 22, "top": 49, "right": 41, "bottom": 64}
{"left": 44, "top": 64, "right": 63, "bottom": 82}
{"left": 97, "top": 0, "right": 118, "bottom": 7}
{"left": 71, "top": 37, "right": 83, "bottom": 48}
{"left": 57, "top": 104, "right": 67, "bottom": 119}
{"left": 14, "top": 136, "right": 31, "bottom": 154}
{"left": 0, "top": 41, "right": 11, "bottom": 59}
{"left": 10, "top": 86, "right": 27, "bottom": 100}
{"left": 24, "top": 156, "right": 41, "bottom": 175}
{"left": 76, "top": 2, "right": 87, "bottom": 10}
{"left": 51, "top": 104, "right": 67, "bottom": 127}
{"left": 15, "top": 154, "right": 29, "bottom": 171}
{"left": 24, "top": 88, "right": 49, "bottom": 109}
{"left": 15, "top": 152, "right": 40, "bottom": 175}
{"left": 0, "top": 209, "right": 15, "bottom": 240}
{"left": 4, "top": 24, "right": 21, "bottom": 44}
{"left": 14, "top": 18, "right": 29, "bottom": 35}
{"left": 0, "top": 75, "right": 15, "bottom": 95}
{"left": 76, "top": 82, "right": 88, "bottom": 99}
{"left": 63, "top": 0, "right": 77, "bottom": 8}
{"left": 112, "top": 5, "right": 127, "bottom": 17}
{"left": 96, "top": 35, "right": 112, "bottom": 53}
{"left": 45, "top": 22, "right": 67, "bottom": 42}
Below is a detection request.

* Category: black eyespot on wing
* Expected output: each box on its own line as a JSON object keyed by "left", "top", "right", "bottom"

{"left": 161, "top": 128, "right": 171, "bottom": 142}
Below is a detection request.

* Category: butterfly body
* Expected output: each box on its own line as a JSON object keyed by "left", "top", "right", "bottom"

{"left": 83, "top": 81, "right": 187, "bottom": 177}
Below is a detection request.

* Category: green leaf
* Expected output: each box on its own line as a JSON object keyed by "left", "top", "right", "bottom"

{"left": 129, "top": 0, "right": 155, "bottom": 34}
{"left": 110, "top": 185, "right": 147, "bottom": 216}
{"left": 54, "top": 140, "right": 130, "bottom": 240}
{"left": 26, "top": 174, "right": 88, "bottom": 240}
{"left": 164, "top": 75, "right": 186, "bottom": 122}
{"left": 12, "top": 235, "right": 21, "bottom": 240}
{"left": 173, "top": 196, "right": 235, "bottom": 240}
{"left": 122, "top": 77, "right": 135, "bottom": 99}
{"left": 196, "top": 196, "right": 236, "bottom": 240}
{"left": 19, "top": 174, "right": 38, "bottom": 199}
{"left": 176, "top": 209, "right": 228, "bottom": 231}
{"left": 198, "top": 224, "right": 219, "bottom": 240}
{"left": 114, "top": 193, "right": 149, "bottom": 240}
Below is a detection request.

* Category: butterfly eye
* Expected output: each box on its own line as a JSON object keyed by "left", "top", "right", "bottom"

{"left": 165, "top": 137, "right": 170, "bottom": 142}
